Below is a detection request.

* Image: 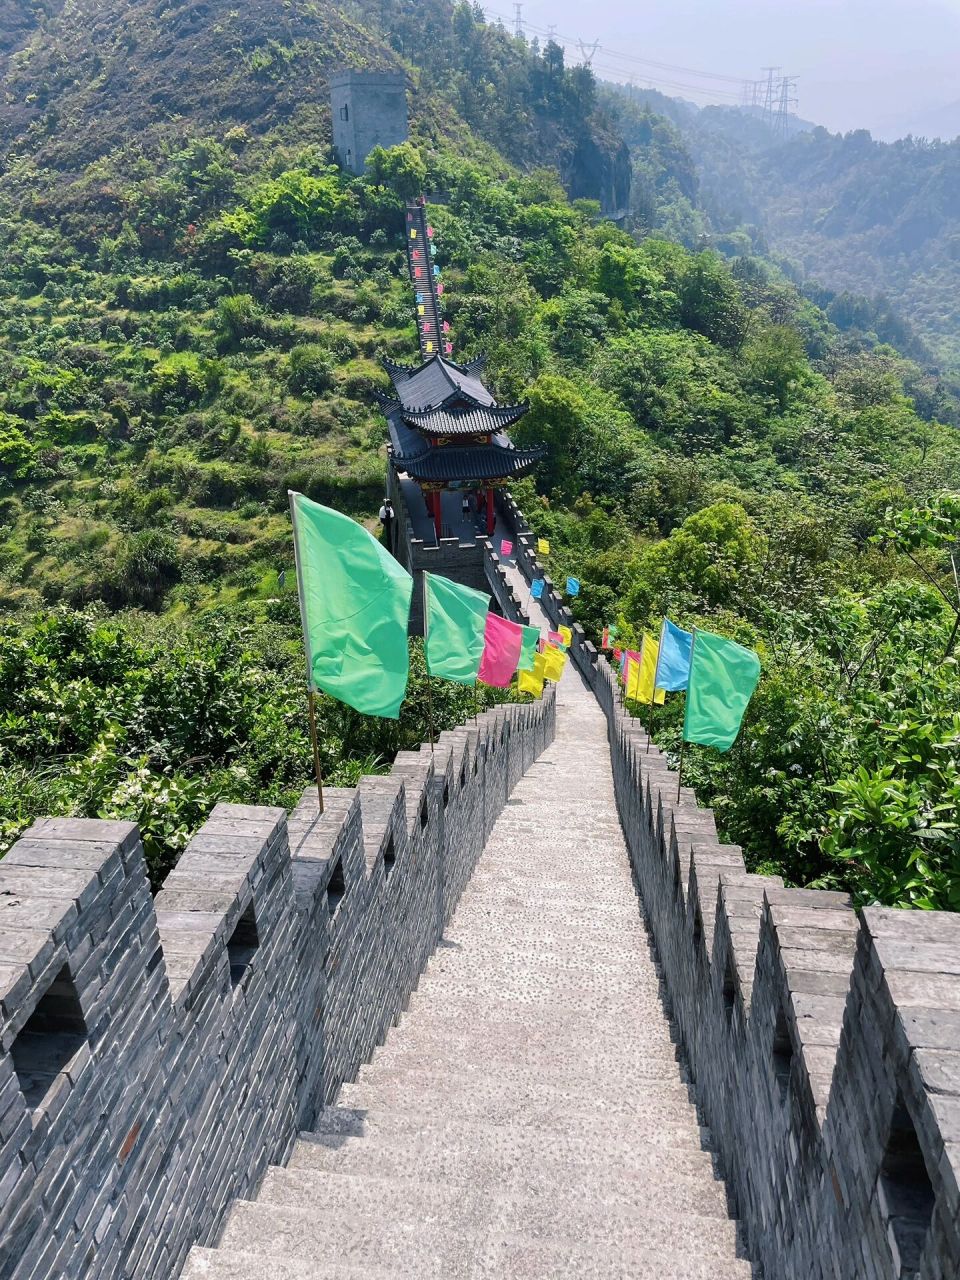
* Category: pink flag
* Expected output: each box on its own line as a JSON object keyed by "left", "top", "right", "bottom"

{"left": 500, "top": 539, "right": 513, "bottom": 557}
{"left": 444, "top": 342, "right": 453, "bottom": 355}
{"left": 436, "top": 283, "right": 444, "bottom": 295}
{"left": 443, "top": 321, "right": 451, "bottom": 333}
{"left": 548, "top": 630, "right": 563, "bottom": 647}
{"left": 427, "top": 226, "right": 435, "bottom": 237}
{"left": 478, "top": 613, "right": 523, "bottom": 688}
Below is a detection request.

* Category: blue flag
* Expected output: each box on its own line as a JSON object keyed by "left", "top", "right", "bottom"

{"left": 531, "top": 579, "right": 545, "bottom": 600}
{"left": 566, "top": 577, "right": 581, "bottom": 597}
{"left": 655, "top": 618, "right": 693, "bottom": 691}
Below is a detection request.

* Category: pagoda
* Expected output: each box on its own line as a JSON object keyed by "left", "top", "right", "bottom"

{"left": 382, "top": 200, "right": 544, "bottom": 540}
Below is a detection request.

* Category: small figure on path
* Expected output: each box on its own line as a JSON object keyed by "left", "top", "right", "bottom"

{"left": 379, "top": 497, "right": 395, "bottom": 550}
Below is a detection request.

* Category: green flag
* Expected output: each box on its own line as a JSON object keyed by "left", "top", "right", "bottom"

{"left": 423, "top": 572, "right": 490, "bottom": 685}
{"left": 290, "top": 491, "right": 413, "bottom": 718}
{"left": 518, "top": 624, "right": 540, "bottom": 673}
{"left": 683, "top": 628, "right": 760, "bottom": 751}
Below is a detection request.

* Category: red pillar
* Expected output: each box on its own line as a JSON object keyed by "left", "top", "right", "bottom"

{"left": 485, "top": 487, "right": 495, "bottom": 536}
{"left": 431, "top": 491, "right": 443, "bottom": 540}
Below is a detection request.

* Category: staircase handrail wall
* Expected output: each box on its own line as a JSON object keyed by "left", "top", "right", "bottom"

{"left": 497, "top": 490, "right": 960, "bottom": 1280}
{"left": 0, "top": 566, "right": 557, "bottom": 1280}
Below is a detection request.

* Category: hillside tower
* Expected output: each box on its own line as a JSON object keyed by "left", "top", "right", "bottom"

{"left": 330, "top": 71, "right": 409, "bottom": 176}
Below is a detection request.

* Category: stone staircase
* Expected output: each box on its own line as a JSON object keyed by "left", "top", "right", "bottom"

{"left": 182, "top": 646, "right": 756, "bottom": 1279}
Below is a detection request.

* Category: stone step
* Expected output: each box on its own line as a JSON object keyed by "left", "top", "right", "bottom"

{"left": 300, "top": 1105, "right": 711, "bottom": 1165}
{"left": 182, "top": 1241, "right": 755, "bottom": 1280}
{"left": 401, "top": 989, "right": 678, "bottom": 1033}
{"left": 218, "top": 1177, "right": 745, "bottom": 1277}
{"left": 288, "top": 1123, "right": 717, "bottom": 1185}
{"left": 364, "top": 1031, "right": 685, "bottom": 1079}
{"left": 339, "top": 1063, "right": 694, "bottom": 1119}
{"left": 180, "top": 1248, "right": 376, "bottom": 1279}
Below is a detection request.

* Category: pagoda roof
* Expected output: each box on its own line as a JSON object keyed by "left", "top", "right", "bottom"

{"left": 382, "top": 355, "right": 495, "bottom": 412}
{"left": 387, "top": 413, "right": 544, "bottom": 484}
{"left": 401, "top": 403, "right": 529, "bottom": 437}
{"left": 391, "top": 442, "right": 545, "bottom": 484}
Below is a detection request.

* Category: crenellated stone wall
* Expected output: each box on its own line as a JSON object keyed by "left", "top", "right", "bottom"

{"left": 495, "top": 492, "right": 960, "bottom": 1280}
{"left": 0, "top": 690, "right": 556, "bottom": 1280}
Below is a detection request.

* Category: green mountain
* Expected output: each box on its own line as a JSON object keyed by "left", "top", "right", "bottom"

{"left": 2, "top": 0, "right": 960, "bottom": 909}
{"left": 603, "top": 83, "right": 960, "bottom": 369}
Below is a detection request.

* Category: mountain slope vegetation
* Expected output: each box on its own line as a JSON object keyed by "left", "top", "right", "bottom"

{"left": 603, "top": 83, "right": 960, "bottom": 369}
{"left": 1, "top": 1, "right": 959, "bottom": 909}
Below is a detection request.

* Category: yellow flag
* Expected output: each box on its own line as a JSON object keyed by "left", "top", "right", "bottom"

{"left": 518, "top": 651, "right": 546, "bottom": 697}
{"left": 537, "top": 537, "right": 551, "bottom": 556}
{"left": 558, "top": 625, "right": 572, "bottom": 647}
{"left": 635, "top": 634, "right": 666, "bottom": 705}
{"left": 543, "top": 644, "right": 567, "bottom": 682}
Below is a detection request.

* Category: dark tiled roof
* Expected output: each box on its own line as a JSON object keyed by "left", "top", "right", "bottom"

{"left": 392, "top": 443, "right": 545, "bottom": 483}
{"left": 383, "top": 355, "right": 496, "bottom": 412}
{"left": 402, "top": 403, "right": 529, "bottom": 437}
{"left": 387, "top": 413, "right": 543, "bottom": 483}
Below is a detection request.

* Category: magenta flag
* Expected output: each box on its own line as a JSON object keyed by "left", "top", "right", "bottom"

{"left": 478, "top": 612, "right": 524, "bottom": 688}
{"left": 500, "top": 539, "right": 513, "bottom": 557}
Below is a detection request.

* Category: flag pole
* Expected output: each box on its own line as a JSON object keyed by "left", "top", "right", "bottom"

{"left": 422, "top": 572, "right": 436, "bottom": 753}
{"left": 647, "top": 617, "right": 667, "bottom": 755}
{"left": 677, "top": 627, "right": 697, "bottom": 801}
{"left": 426, "top": 677, "right": 436, "bottom": 753}
{"left": 307, "top": 690, "right": 325, "bottom": 813}
{"left": 290, "top": 490, "right": 325, "bottom": 814}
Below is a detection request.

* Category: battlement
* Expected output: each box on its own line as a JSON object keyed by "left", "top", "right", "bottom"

{"left": 494, "top": 490, "right": 960, "bottom": 1280}
{"left": 0, "top": 691, "right": 556, "bottom": 1280}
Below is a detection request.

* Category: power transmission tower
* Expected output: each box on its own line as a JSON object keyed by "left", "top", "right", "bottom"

{"left": 774, "top": 75, "right": 799, "bottom": 138}
{"left": 513, "top": 3, "right": 523, "bottom": 38}
{"left": 577, "top": 39, "right": 601, "bottom": 67}
{"left": 760, "top": 66, "right": 781, "bottom": 127}
{"left": 546, "top": 24, "right": 557, "bottom": 41}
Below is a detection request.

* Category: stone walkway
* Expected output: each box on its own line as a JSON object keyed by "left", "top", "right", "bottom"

{"left": 183, "top": 636, "right": 755, "bottom": 1279}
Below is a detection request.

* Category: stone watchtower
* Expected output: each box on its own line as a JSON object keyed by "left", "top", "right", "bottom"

{"left": 330, "top": 71, "right": 409, "bottom": 176}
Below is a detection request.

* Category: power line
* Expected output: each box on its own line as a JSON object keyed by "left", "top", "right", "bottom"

{"left": 484, "top": 7, "right": 747, "bottom": 85}
{"left": 481, "top": 6, "right": 798, "bottom": 116}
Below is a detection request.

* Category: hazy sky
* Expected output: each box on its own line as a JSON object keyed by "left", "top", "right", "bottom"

{"left": 500, "top": 1, "right": 960, "bottom": 139}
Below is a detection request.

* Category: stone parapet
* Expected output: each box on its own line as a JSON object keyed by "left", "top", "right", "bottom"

{"left": 0, "top": 690, "right": 556, "bottom": 1280}
{"left": 495, "top": 489, "right": 960, "bottom": 1279}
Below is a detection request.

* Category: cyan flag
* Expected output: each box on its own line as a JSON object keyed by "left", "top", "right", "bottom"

{"left": 566, "top": 577, "right": 581, "bottom": 597}
{"left": 531, "top": 579, "right": 545, "bottom": 600}
{"left": 655, "top": 618, "right": 693, "bottom": 691}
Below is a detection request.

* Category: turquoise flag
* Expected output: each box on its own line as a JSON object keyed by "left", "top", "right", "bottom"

{"left": 290, "top": 492, "right": 413, "bottom": 718}
{"left": 683, "top": 629, "right": 760, "bottom": 751}
{"left": 655, "top": 618, "right": 694, "bottom": 692}
{"left": 424, "top": 572, "right": 490, "bottom": 685}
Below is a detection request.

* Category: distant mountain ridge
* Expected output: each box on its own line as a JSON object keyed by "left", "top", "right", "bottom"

{"left": 603, "top": 82, "right": 960, "bottom": 369}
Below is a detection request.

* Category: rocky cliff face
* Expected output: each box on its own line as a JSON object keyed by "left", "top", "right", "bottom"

{"left": 568, "top": 125, "right": 632, "bottom": 216}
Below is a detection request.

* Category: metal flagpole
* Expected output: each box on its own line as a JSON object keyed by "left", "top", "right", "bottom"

{"left": 423, "top": 572, "right": 436, "bottom": 753}
{"left": 289, "top": 490, "right": 324, "bottom": 814}
{"left": 647, "top": 618, "right": 664, "bottom": 755}
{"left": 307, "top": 691, "right": 325, "bottom": 813}
{"left": 677, "top": 628, "right": 697, "bottom": 802}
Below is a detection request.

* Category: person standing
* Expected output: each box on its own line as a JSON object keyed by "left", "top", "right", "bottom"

{"left": 379, "top": 497, "right": 395, "bottom": 551}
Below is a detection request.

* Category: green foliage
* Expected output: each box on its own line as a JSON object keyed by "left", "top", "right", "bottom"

{"left": 366, "top": 143, "right": 428, "bottom": 200}
{"left": 0, "top": 610, "right": 512, "bottom": 888}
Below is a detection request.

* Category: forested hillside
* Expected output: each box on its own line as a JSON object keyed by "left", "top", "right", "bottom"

{"left": 1, "top": 1, "right": 959, "bottom": 910}
{"left": 603, "top": 82, "right": 960, "bottom": 368}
